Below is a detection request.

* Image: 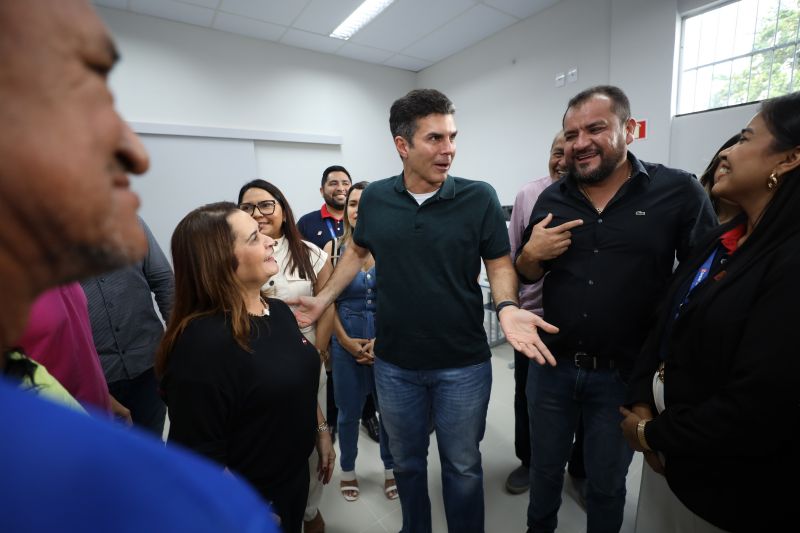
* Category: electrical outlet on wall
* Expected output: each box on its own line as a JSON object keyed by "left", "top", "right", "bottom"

{"left": 555, "top": 72, "right": 565, "bottom": 87}
{"left": 567, "top": 68, "right": 578, "bottom": 83}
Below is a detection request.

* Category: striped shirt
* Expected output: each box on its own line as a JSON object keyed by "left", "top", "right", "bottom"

{"left": 80, "top": 219, "right": 174, "bottom": 383}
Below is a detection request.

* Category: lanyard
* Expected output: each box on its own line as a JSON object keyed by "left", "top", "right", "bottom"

{"left": 324, "top": 218, "right": 338, "bottom": 240}
{"left": 677, "top": 247, "right": 719, "bottom": 316}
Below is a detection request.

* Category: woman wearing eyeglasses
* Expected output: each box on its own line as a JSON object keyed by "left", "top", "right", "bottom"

{"left": 237, "top": 179, "right": 334, "bottom": 533}
{"left": 157, "top": 203, "right": 333, "bottom": 533}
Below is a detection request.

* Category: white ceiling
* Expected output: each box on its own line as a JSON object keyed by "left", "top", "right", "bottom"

{"left": 92, "top": 0, "right": 560, "bottom": 72}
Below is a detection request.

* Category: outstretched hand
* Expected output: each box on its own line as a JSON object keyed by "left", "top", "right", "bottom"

{"left": 286, "top": 295, "right": 326, "bottom": 328}
{"left": 498, "top": 307, "right": 558, "bottom": 366}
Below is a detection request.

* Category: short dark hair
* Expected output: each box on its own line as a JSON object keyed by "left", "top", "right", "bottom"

{"left": 321, "top": 165, "right": 351, "bottom": 187}
{"left": 564, "top": 85, "right": 631, "bottom": 126}
{"left": 390, "top": 89, "right": 455, "bottom": 145}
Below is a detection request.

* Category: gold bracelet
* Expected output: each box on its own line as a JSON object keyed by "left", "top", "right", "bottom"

{"left": 317, "top": 421, "right": 330, "bottom": 433}
{"left": 637, "top": 420, "right": 653, "bottom": 452}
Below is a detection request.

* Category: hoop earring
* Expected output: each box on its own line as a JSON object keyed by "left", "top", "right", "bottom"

{"left": 767, "top": 171, "right": 779, "bottom": 190}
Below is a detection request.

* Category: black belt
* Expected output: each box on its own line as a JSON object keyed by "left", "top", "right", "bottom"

{"left": 568, "top": 352, "right": 616, "bottom": 370}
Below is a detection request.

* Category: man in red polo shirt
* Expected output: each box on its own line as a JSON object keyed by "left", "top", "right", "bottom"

{"left": 297, "top": 165, "right": 352, "bottom": 251}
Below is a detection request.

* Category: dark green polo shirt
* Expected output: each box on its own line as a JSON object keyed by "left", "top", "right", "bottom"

{"left": 353, "top": 173, "right": 510, "bottom": 370}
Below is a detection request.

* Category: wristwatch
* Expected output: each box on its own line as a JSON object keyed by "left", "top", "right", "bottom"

{"left": 495, "top": 300, "right": 520, "bottom": 319}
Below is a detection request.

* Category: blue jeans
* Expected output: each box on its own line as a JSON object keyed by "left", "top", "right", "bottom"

{"left": 331, "top": 337, "right": 393, "bottom": 471}
{"left": 526, "top": 360, "right": 634, "bottom": 533}
{"left": 375, "top": 358, "right": 491, "bottom": 533}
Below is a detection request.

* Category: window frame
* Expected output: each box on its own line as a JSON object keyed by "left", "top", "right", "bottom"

{"left": 676, "top": 0, "right": 800, "bottom": 116}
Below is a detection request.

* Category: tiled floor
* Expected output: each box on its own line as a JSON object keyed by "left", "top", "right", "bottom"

{"left": 315, "top": 342, "right": 643, "bottom": 533}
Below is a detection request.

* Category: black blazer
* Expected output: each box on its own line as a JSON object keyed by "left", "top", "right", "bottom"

{"left": 629, "top": 215, "right": 800, "bottom": 532}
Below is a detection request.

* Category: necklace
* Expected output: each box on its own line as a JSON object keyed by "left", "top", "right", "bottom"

{"left": 578, "top": 173, "right": 633, "bottom": 215}
{"left": 248, "top": 296, "right": 270, "bottom": 317}
{"left": 579, "top": 184, "right": 603, "bottom": 214}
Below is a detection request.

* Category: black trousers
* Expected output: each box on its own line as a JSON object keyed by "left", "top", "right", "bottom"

{"left": 259, "top": 463, "right": 310, "bottom": 533}
{"left": 108, "top": 367, "right": 166, "bottom": 437}
{"left": 514, "top": 350, "right": 585, "bottom": 476}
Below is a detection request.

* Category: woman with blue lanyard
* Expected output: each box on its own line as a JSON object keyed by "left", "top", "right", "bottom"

{"left": 323, "top": 181, "right": 397, "bottom": 502}
{"left": 621, "top": 92, "right": 800, "bottom": 532}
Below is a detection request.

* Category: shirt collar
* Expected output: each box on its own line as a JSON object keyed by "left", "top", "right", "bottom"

{"left": 393, "top": 173, "right": 455, "bottom": 200}
{"left": 720, "top": 223, "right": 746, "bottom": 253}
{"left": 320, "top": 204, "right": 342, "bottom": 220}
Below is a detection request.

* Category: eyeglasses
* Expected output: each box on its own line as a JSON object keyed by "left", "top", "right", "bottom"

{"left": 239, "top": 200, "right": 277, "bottom": 216}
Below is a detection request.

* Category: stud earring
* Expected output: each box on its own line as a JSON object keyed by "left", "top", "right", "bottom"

{"left": 767, "top": 171, "right": 779, "bottom": 190}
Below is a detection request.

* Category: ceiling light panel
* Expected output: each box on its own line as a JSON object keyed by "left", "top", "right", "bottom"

{"left": 330, "top": 0, "right": 396, "bottom": 40}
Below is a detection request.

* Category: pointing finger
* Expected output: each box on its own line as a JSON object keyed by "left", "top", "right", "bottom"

{"left": 535, "top": 213, "right": 554, "bottom": 228}
{"left": 551, "top": 218, "right": 583, "bottom": 232}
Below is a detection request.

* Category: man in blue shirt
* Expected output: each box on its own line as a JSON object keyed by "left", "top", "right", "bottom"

{"left": 0, "top": 2, "right": 277, "bottom": 531}
{"left": 297, "top": 165, "right": 353, "bottom": 250}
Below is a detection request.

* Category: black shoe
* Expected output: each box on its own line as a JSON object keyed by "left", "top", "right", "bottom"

{"left": 361, "top": 415, "right": 380, "bottom": 443}
{"left": 505, "top": 465, "right": 530, "bottom": 494}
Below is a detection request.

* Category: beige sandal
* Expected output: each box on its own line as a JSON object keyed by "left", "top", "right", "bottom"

{"left": 384, "top": 478, "right": 399, "bottom": 500}
{"left": 340, "top": 479, "right": 360, "bottom": 502}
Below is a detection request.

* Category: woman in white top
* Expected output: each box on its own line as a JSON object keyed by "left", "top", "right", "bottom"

{"left": 237, "top": 179, "right": 334, "bottom": 533}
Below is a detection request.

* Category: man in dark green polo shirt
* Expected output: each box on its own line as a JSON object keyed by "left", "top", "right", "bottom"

{"left": 291, "top": 89, "right": 557, "bottom": 533}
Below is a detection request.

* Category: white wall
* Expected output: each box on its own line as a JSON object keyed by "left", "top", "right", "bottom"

{"left": 417, "top": 0, "right": 613, "bottom": 205}
{"left": 670, "top": 102, "right": 759, "bottom": 176}
{"left": 98, "top": 7, "right": 414, "bottom": 252}
{"left": 418, "top": 0, "right": 755, "bottom": 205}
{"left": 103, "top": 0, "right": 759, "bottom": 231}
{"left": 678, "top": 0, "right": 730, "bottom": 16}
{"left": 608, "top": 0, "right": 679, "bottom": 165}
{"left": 133, "top": 135, "right": 256, "bottom": 255}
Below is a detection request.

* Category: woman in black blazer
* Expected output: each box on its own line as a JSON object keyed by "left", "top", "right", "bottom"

{"left": 621, "top": 92, "right": 800, "bottom": 532}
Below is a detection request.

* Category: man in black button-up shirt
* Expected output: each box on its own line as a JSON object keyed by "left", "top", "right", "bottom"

{"left": 516, "top": 86, "right": 716, "bottom": 533}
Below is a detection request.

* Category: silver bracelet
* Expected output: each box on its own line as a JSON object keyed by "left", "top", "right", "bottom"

{"left": 317, "top": 421, "right": 330, "bottom": 433}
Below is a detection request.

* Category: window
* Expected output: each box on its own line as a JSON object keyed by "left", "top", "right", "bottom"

{"left": 678, "top": 0, "right": 800, "bottom": 114}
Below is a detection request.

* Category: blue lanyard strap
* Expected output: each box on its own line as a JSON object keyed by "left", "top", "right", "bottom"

{"left": 324, "top": 218, "right": 338, "bottom": 240}
{"left": 677, "top": 247, "right": 719, "bottom": 315}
